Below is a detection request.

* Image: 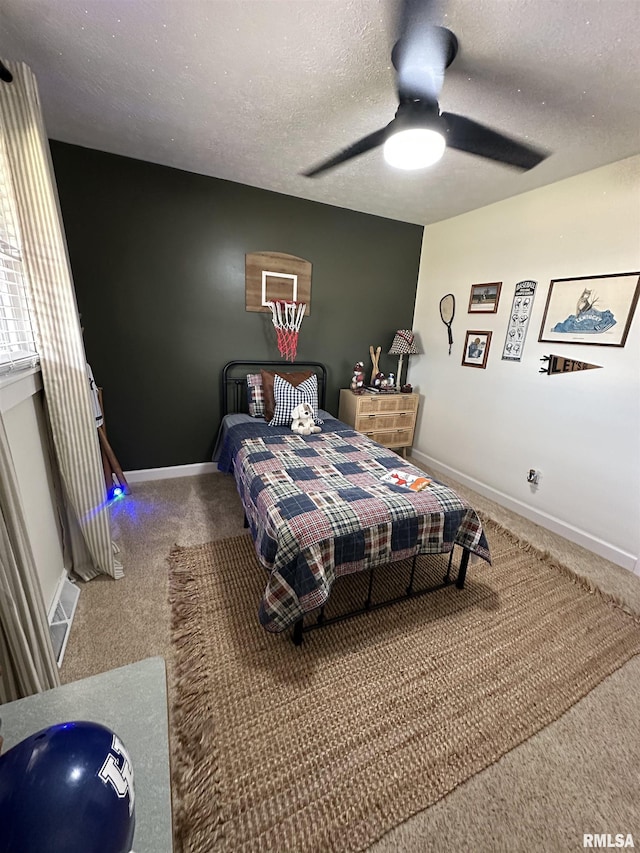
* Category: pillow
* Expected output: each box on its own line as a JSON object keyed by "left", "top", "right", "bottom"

{"left": 260, "top": 369, "right": 313, "bottom": 423}
{"left": 270, "top": 373, "right": 324, "bottom": 427}
{"left": 246, "top": 373, "right": 265, "bottom": 418}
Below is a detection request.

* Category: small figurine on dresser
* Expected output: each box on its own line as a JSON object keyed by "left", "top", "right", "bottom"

{"left": 401, "top": 383, "right": 413, "bottom": 393}
{"left": 373, "top": 371, "right": 386, "bottom": 388}
{"left": 387, "top": 372, "right": 395, "bottom": 389}
{"left": 350, "top": 361, "right": 366, "bottom": 394}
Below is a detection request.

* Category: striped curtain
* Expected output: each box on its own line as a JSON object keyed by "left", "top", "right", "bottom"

{"left": 0, "top": 61, "right": 120, "bottom": 581}
{"left": 0, "top": 415, "right": 60, "bottom": 700}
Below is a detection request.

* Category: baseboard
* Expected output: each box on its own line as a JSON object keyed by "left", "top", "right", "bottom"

{"left": 124, "top": 461, "right": 219, "bottom": 483}
{"left": 411, "top": 450, "right": 637, "bottom": 572}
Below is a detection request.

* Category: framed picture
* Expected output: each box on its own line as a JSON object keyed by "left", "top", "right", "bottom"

{"left": 538, "top": 272, "right": 640, "bottom": 347}
{"left": 468, "top": 282, "right": 502, "bottom": 313}
{"left": 502, "top": 280, "right": 537, "bottom": 362}
{"left": 462, "top": 331, "right": 492, "bottom": 368}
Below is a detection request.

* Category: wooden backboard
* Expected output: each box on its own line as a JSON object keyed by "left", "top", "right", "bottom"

{"left": 245, "top": 251, "right": 312, "bottom": 315}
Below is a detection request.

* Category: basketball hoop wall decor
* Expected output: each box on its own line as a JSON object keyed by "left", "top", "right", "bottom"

{"left": 267, "top": 300, "right": 306, "bottom": 362}
{"left": 245, "top": 251, "right": 312, "bottom": 314}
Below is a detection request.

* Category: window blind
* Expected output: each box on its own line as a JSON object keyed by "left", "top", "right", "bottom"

{"left": 0, "top": 132, "right": 38, "bottom": 375}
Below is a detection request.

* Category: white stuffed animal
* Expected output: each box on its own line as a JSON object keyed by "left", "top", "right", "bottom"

{"left": 290, "top": 402, "right": 321, "bottom": 436}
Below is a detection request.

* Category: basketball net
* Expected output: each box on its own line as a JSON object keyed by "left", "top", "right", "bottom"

{"left": 266, "top": 300, "right": 306, "bottom": 361}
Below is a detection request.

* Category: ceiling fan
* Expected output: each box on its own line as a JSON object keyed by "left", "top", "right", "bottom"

{"left": 302, "top": 0, "right": 548, "bottom": 178}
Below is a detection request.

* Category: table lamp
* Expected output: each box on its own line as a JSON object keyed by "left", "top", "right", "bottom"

{"left": 388, "top": 330, "right": 420, "bottom": 390}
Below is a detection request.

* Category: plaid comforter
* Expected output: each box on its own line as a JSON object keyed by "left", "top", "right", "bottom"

{"left": 218, "top": 418, "right": 491, "bottom": 633}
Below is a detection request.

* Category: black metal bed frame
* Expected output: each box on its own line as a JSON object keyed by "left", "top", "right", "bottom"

{"left": 221, "top": 359, "right": 327, "bottom": 419}
{"left": 291, "top": 548, "right": 470, "bottom": 646}
{"left": 221, "top": 359, "right": 471, "bottom": 646}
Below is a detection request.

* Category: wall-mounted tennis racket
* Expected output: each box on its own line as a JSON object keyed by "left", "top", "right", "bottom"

{"left": 439, "top": 294, "right": 455, "bottom": 355}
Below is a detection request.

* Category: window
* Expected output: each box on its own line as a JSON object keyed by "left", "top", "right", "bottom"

{"left": 0, "top": 133, "right": 38, "bottom": 375}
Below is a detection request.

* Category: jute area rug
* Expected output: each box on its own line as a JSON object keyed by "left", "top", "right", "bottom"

{"left": 168, "top": 521, "right": 640, "bottom": 853}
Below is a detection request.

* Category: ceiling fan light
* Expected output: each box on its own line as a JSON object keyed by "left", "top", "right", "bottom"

{"left": 383, "top": 128, "right": 446, "bottom": 170}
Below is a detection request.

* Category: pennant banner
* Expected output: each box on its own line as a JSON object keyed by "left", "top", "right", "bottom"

{"left": 539, "top": 354, "right": 603, "bottom": 376}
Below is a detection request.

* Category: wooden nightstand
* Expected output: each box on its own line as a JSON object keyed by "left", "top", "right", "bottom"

{"left": 338, "top": 389, "right": 419, "bottom": 453}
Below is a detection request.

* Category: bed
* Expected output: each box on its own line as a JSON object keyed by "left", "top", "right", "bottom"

{"left": 216, "top": 360, "right": 491, "bottom": 644}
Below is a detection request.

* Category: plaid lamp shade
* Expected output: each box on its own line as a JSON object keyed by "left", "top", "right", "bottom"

{"left": 388, "top": 330, "right": 420, "bottom": 355}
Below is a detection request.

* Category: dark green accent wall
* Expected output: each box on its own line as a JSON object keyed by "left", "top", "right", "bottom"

{"left": 50, "top": 141, "right": 423, "bottom": 470}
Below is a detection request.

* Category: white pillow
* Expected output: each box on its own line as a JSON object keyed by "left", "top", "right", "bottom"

{"left": 269, "top": 374, "right": 324, "bottom": 426}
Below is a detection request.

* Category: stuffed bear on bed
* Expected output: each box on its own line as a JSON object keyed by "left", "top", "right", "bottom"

{"left": 290, "top": 402, "right": 321, "bottom": 436}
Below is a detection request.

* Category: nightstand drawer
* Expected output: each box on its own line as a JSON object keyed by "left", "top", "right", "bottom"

{"left": 357, "top": 394, "right": 417, "bottom": 415}
{"left": 362, "top": 428, "right": 414, "bottom": 448}
{"left": 355, "top": 411, "right": 415, "bottom": 431}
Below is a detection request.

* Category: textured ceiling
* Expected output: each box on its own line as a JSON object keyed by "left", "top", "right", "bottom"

{"left": 1, "top": 0, "right": 639, "bottom": 225}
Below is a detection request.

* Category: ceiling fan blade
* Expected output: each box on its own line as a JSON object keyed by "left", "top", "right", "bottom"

{"left": 393, "top": 0, "right": 452, "bottom": 102}
{"left": 442, "top": 112, "right": 549, "bottom": 170}
{"left": 301, "top": 127, "right": 388, "bottom": 178}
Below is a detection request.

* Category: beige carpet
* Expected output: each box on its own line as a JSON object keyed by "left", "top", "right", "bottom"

{"left": 168, "top": 522, "right": 640, "bottom": 853}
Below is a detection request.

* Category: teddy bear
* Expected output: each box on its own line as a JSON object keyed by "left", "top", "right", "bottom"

{"left": 350, "top": 361, "right": 366, "bottom": 394}
{"left": 290, "top": 402, "right": 321, "bottom": 436}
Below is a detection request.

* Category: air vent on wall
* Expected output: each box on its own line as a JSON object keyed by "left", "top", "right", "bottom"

{"left": 48, "top": 577, "right": 80, "bottom": 667}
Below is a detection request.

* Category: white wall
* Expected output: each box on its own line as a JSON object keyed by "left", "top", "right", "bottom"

{"left": 1, "top": 371, "right": 66, "bottom": 611}
{"left": 410, "top": 155, "right": 640, "bottom": 571}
